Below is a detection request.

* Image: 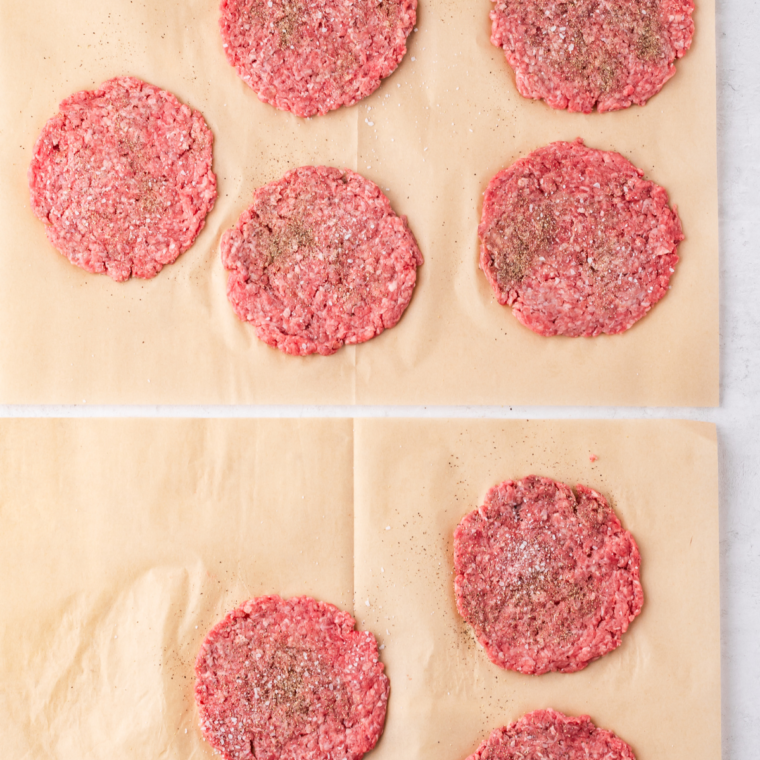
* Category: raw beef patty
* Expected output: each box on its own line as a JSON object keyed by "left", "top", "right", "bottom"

{"left": 29, "top": 77, "right": 216, "bottom": 282}
{"left": 219, "top": 0, "right": 416, "bottom": 116}
{"left": 222, "top": 166, "right": 423, "bottom": 356}
{"left": 466, "top": 709, "right": 637, "bottom": 760}
{"left": 195, "top": 595, "right": 390, "bottom": 760}
{"left": 454, "top": 475, "right": 643, "bottom": 674}
{"left": 479, "top": 140, "right": 683, "bottom": 337}
{"left": 490, "top": 0, "right": 694, "bottom": 112}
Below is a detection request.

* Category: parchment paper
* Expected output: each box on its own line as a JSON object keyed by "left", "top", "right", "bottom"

{"left": 0, "top": 418, "right": 719, "bottom": 759}
{"left": 0, "top": 0, "right": 717, "bottom": 406}
{"left": 354, "top": 419, "right": 720, "bottom": 760}
{"left": 0, "top": 419, "right": 356, "bottom": 758}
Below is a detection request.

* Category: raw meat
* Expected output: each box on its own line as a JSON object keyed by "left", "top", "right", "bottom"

{"left": 219, "top": 0, "right": 416, "bottom": 116}
{"left": 195, "top": 595, "right": 390, "bottom": 760}
{"left": 222, "top": 166, "right": 423, "bottom": 355}
{"left": 454, "top": 475, "right": 643, "bottom": 674}
{"left": 479, "top": 140, "right": 683, "bottom": 337}
{"left": 490, "top": 0, "right": 694, "bottom": 112}
{"left": 466, "top": 709, "right": 637, "bottom": 760}
{"left": 28, "top": 77, "right": 216, "bottom": 282}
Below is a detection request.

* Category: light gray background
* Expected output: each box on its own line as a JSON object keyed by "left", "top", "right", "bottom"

{"left": 1, "top": 1, "right": 757, "bottom": 757}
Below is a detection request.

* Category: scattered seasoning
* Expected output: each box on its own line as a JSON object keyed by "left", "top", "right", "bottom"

{"left": 272, "top": 0, "right": 304, "bottom": 48}
{"left": 266, "top": 219, "right": 315, "bottom": 265}
{"left": 488, "top": 197, "right": 556, "bottom": 286}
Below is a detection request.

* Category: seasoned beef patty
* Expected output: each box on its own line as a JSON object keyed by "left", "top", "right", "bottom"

{"left": 29, "top": 77, "right": 216, "bottom": 282}
{"left": 466, "top": 709, "right": 637, "bottom": 760}
{"left": 454, "top": 475, "right": 643, "bottom": 674}
{"left": 490, "top": 0, "right": 694, "bottom": 112}
{"left": 222, "top": 166, "right": 423, "bottom": 355}
{"left": 479, "top": 140, "right": 683, "bottom": 337}
{"left": 195, "top": 595, "right": 389, "bottom": 760}
{"left": 219, "top": 0, "right": 416, "bottom": 116}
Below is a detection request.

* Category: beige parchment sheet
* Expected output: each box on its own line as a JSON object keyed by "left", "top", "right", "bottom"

{"left": 0, "top": 418, "right": 719, "bottom": 759}
{"left": 0, "top": 0, "right": 717, "bottom": 406}
{"left": 354, "top": 419, "right": 720, "bottom": 760}
{"left": 0, "top": 419, "right": 356, "bottom": 759}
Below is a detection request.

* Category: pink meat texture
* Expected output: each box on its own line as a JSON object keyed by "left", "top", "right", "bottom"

{"left": 195, "top": 595, "right": 390, "bottom": 760}
{"left": 454, "top": 475, "right": 643, "bottom": 674}
{"left": 490, "top": 0, "right": 694, "bottom": 112}
{"left": 219, "top": 0, "right": 416, "bottom": 116}
{"left": 28, "top": 76, "right": 217, "bottom": 282}
{"left": 222, "top": 166, "right": 423, "bottom": 356}
{"left": 466, "top": 709, "right": 637, "bottom": 760}
{"left": 479, "top": 140, "right": 683, "bottom": 337}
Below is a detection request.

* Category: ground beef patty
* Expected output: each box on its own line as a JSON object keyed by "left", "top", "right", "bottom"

{"left": 195, "top": 595, "right": 389, "bottom": 760}
{"left": 467, "top": 709, "right": 637, "bottom": 760}
{"left": 219, "top": 0, "right": 415, "bottom": 117}
{"left": 454, "top": 476, "right": 643, "bottom": 674}
{"left": 479, "top": 140, "right": 683, "bottom": 337}
{"left": 222, "top": 166, "right": 423, "bottom": 356}
{"left": 490, "top": 0, "right": 694, "bottom": 112}
{"left": 28, "top": 77, "right": 216, "bottom": 282}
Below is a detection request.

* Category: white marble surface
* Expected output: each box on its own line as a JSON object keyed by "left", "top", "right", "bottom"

{"left": 2, "top": 1, "right": 758, "bottom": 757}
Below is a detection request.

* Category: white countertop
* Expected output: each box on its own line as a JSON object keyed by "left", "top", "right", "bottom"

{"left": 2, "top": 1, "right": 758, "bottom": 756}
